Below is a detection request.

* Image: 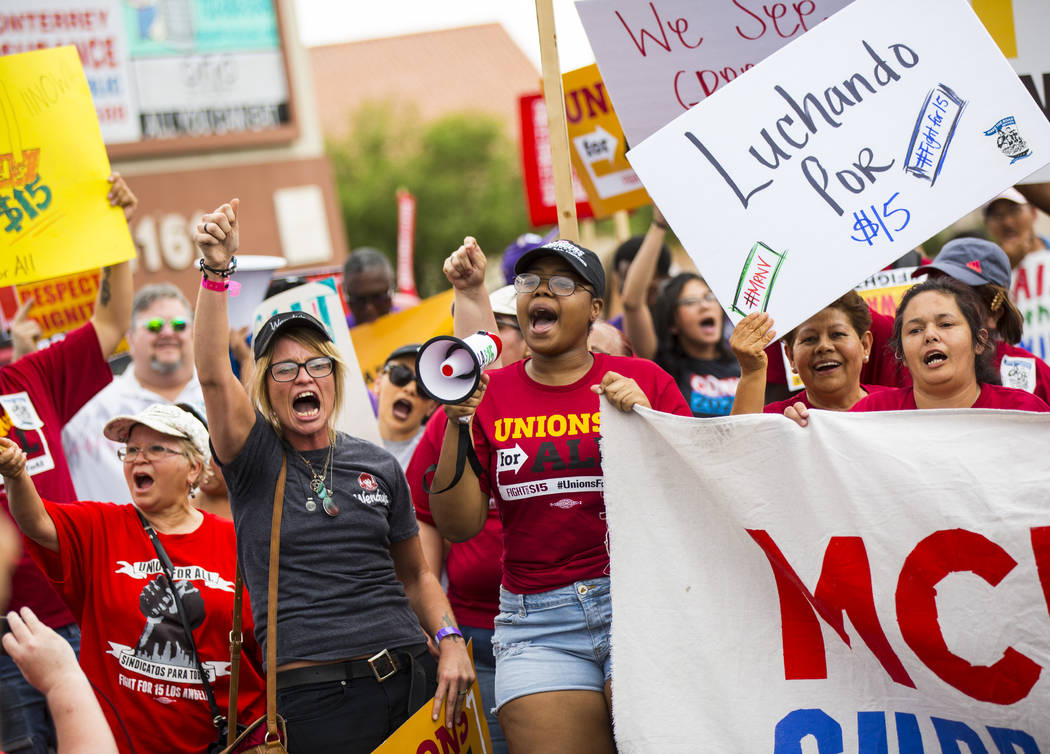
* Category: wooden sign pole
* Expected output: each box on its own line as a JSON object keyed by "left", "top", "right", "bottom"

{"left": 534, "top": 0, "right": 579, "bottom": 242}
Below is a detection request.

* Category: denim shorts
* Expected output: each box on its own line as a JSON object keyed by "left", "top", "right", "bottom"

{"left": 492, "top": 577, "right": 612, "bottom": 710}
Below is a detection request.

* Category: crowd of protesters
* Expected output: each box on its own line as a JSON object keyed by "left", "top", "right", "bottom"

{"left": 0, "top": 177, "right": 1046, "bottom": 754}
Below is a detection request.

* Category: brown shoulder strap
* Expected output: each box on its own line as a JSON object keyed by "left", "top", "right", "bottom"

{"left": 226, "top": 566, "right": 244, "bottom": 747}
{"left": 265, "top": 454, "right": 287, "bottom": 742}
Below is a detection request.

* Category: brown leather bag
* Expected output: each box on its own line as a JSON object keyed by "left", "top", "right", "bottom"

{"left": 221, "top": 455, "right": 288, "bottom": 753}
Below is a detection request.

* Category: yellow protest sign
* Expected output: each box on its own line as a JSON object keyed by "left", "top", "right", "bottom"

{"left": 562, "top": 63, "right": 649, "bottom": 217}
{"left": 854, "top": 266, "right": 919, "bottom": 318}
{"left": 374, "top": 641, "right": 492, "bottom": 754}
{"left": 351, "top": 289, "right": 455, "bottom": 389}
{"left": 0, "top": 46, "right": 135, "bottom": 286}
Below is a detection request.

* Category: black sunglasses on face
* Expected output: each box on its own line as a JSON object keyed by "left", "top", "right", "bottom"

{"left": 383, "top": 363, "right": 416, "bottom": 388}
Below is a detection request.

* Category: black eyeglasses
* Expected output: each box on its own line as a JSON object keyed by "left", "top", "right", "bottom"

{"left": 514, "top": 273, "right": 592, "bottom": 297}
{"left": 145, "top": 317, "right": 189, "bottom": 333}
{"left": 383, "top": 363, "right": 416, "bottom": 388}
{"left": 269, "top": 356, "right": 334, "bottom": 382}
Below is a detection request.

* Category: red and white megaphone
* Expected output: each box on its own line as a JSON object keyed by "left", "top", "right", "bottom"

{"left": 416, "top": 331, "right": 503, "bottom": 404}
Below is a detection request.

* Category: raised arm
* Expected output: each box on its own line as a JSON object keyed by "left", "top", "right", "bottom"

{"left": 729, "top": 313, "right": 777, "bottom": 415}
{"left": 192, "top": 199, "right": 256, "bottom": 463}
{"left": 621, "top": 208, "right": 669, "bottom": 360}
{"left": 445, "top": 237, "right": 501, "bottom": 362}
{"left": 0, "top": 439, "right": 58, "bottom": 552}
{"left": 89, "top": 174, "right": 138, "bottom": 359}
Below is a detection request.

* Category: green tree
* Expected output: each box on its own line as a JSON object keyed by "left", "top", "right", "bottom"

{"left": 328, "top": 102, "right": 531, "bottom": 297}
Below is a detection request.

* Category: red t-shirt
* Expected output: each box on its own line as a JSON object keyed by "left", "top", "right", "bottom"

{"left": 0, "top": 322, "right": 111, "bottom": 627}
{"left": 408, "top": 411, "right": 503, "bottom": 629}
{"left": 472, "top": 354, "right": 690, "bottom": 593}
{"left": 764, "top": 384, "right": 892, "bottom": 414}
{"left": 849, "top": 384, "right": 1050, "bottom": 412}
{"left": 25, "top": 501, "right": 266, "bottom": 754}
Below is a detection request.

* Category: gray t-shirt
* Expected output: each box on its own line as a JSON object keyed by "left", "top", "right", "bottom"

{"left": 218, "top": 412, "right": 424, "bottom": 668}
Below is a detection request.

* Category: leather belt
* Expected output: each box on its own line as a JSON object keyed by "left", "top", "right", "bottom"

{"left": 275, "top": 644, "right": 429, "bottom": 691}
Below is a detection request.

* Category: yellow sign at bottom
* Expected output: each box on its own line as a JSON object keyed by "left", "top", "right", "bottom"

{"left": 374, "top": 641, "right": 492, "bottom": 753}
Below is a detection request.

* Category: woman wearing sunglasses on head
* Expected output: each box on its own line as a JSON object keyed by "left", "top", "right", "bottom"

{"left": 0, "top": 403, "right": 266, "bottom": 754}
{"left": 193, "top": 200, "right": 473, "bottom": 753}
{"left": 428, "top": 239, "right": 690, "bottom": 753}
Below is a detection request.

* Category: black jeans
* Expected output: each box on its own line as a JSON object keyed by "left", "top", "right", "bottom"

{"left": 277, "top": 652, "right": 438, "bottom": 754}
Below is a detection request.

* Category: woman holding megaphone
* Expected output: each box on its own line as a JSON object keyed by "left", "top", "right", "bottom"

{"left": 428, "top": 239, "right": 690, "bottom": 753}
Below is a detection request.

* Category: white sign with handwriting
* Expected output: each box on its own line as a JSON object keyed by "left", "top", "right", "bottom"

{"left": 575, "top": 0, "right": 852, "bottom": 147}
{"left": 627, "top": 0, "right": 1050, "bottom": 335}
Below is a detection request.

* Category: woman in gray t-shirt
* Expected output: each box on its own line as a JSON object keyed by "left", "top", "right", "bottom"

{"left": 193, "top": 200, "right": 474, "bottom": 753}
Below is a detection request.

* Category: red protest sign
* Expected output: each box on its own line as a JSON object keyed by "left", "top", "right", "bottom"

{"left": 518, "top": 93, "right": 594, "bottom": 227}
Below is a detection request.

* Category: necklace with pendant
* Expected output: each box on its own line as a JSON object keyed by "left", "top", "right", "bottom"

{"left": 299, "top": 443, "right": 338, "bottom": 517}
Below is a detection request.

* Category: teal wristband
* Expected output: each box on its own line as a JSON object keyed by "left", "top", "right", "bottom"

{"left": 435, "top": 626, "right": 463, "bottom": 643}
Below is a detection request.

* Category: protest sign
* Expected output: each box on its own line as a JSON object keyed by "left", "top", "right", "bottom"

{"left": 0, "top": 270, "right": 124, "bottom": 353}
{"left": 575, "top": 0, "right": 852, "bottom": 148}
{"left": 971, "top": 0, "right": 1050, "bottom": 182}
{"left": 626, "top": 0, "right": 1050, "bottom": 337}
{"left": 600, "top": 402, "right": 1050, "bottom": 751}
{"left": 0, "top": 46, "right": 136, "bottom": 286}
{"left": 0, "top": 1, "right": 138, "bottom": 142}
{"left": 252, "top": 282, "right": 380, "bottom": 445}
{"left": 350, "top": 288, "right": 455, "bottom": 390}
{"left": 373, "top": 641, "right": 492, "bottom": 753}
{"left": 1011, "top": 249, "right": 1050, "bottom": 361}
{"left": 519, "top": 93, "right": 594, "bottom": 227}
{"left": 562, "top": 64, "right": 649, "bottom": 216}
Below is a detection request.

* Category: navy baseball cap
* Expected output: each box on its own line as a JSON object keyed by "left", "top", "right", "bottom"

{"left": 913, "top": 238, "right": 1011, "bottom": 288}
{"left": 514, "top": 239, "right": 606, "bottom": 296}
{"left": 253, "top": 311, "right": 332, "bottom": 360}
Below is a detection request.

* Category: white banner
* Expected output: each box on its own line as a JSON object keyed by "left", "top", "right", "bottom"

{"left": 601, "top": 402, "right": 1050, "bottom": 752}
{"left": 575, "top": 0, "right": 852, "bottom": 147}
{"left": 626, "top": 0, "right": 1050, "bottom": 337}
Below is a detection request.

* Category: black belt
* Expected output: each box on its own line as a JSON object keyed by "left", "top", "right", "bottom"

{"left": 275, "top": 644, "right": 429, "bottom": 692}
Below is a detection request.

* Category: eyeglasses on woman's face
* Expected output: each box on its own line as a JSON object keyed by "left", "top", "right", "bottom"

{"left": 676, "top": 292, "right": 719, "bottom": 308}
{"left": 513, "top": 273, "right": 592, "bottom": 297}
{"left": 117, "top": 444, "right": 184, "bottom": 463}
{"left": 269, "top": 356, "right": 334, "bottom": 383}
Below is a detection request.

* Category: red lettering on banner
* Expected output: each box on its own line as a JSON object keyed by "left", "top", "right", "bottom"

{"left": 747, "top": 530, "right": 915, "bottom": 686}
{"left": 1031, "top": 527, "right": 1050, "bottom": 617}
{"left": 1013, "top": 265, "right": 1030, "bottom": 300}
{"left": 895, "top": 529, "right": 1041, "bottom": 705}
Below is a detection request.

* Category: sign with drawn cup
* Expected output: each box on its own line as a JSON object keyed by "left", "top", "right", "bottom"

{"left": 626, "top": 0, "right": 1050, "bottom": 337}
{"left": 562, "top": 63, "right": 649, "bottom": 216}
{"left": 0, "top": 46, "right": 136, "bottom": 287}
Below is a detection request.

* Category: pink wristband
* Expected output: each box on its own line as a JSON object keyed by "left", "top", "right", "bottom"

{"left": 435, "top": 626, "right": 463, "bottom": 643}
{"left": 201, "top": 275, "right": 241, "bottom": 296}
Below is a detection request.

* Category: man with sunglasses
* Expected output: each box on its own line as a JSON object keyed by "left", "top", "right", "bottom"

{"left": 374, "top": 344, "right": 437, "bottom": 470}
{"left": 63, "top": 284, "right": 207, "bottom": 505}
{"left": 343, "top": 247, "right": 403, "bottom": 328}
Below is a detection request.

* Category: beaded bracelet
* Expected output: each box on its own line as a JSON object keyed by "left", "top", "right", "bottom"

{"left": 198, "top": 256, "right": 238, "bottom": 278}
